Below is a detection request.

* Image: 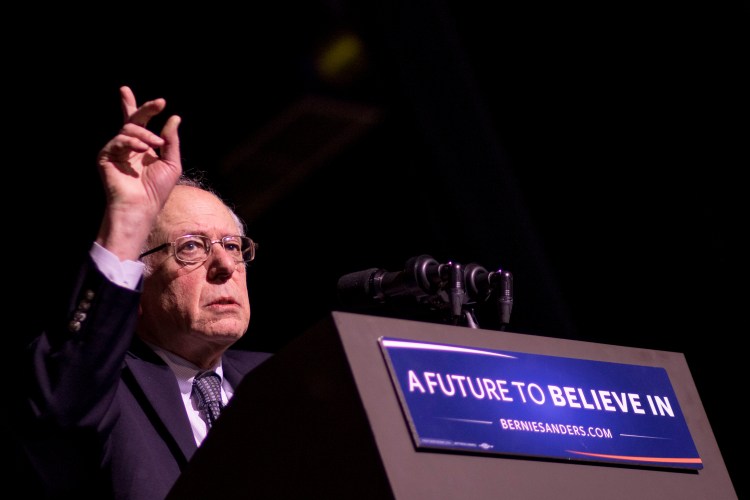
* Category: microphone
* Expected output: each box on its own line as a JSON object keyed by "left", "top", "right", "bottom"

{"left": 337, "top": 255, "right": 443, "bottom": 308}
{"left": 463, "top": 263, "right": 492, "bottom": 303}
{"left": 462, "top": 264, "right": 513, "bottom": 327}
{"left": 337, "top": 255, "right": 513, "bottom": 330}
{"left": 495, "top": 270, "right": 513, "bottom": 328}
{"left": 445, "top": 261, "right": 466, "bottom": 322}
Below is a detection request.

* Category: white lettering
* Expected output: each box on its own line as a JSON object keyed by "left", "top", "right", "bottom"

{"left": 451, "top": 375, "right": 468, "bottom": 397}
{"left": 578, "top": 388, "right": 596, "bottom": 410}
{"left": 563, "top": 386, "right": 581, "bottom": 408}
{"left": 495, "top": 380, "right": 513, "bottom": 401}
{"left": 512, "top": 381, "right": 527, "bottom": 402}
{"left": 548, "top": 385, "right": 566, "bottom": 406}
{"left": 436, "top": 373, "right": 456, "bottom": 396}
{"left": 467, "top": 377, "right": 486, "bottom": 399}
{"left": 629, "top": 393, "right": 645, "bottom": 414}
{"left": 589, "top": 389, "right": 602, "bottom": 410}
{"left": 653, "top": 396, "right": 674, "bottom": 417}
{"left": 527, "top": 383, "right": 545, "bottom": 404}
{"left": 408, "top": 371, "right": 425, "bottom": 393}
{"left": 424, "top": 372, "right": 439, "bottom": 394}
{"left": 611, "top": 392, "right": 629, "bottom": 412}
{"left": 482, "top": 378, "right": 500, "bottom": 400}
{"left": 599, "top": 391, "right": 615, "bottom": 411}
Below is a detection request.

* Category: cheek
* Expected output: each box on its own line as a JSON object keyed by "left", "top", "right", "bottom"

{"left": 151, "top": 273, "right": 201, "bottom": 316}
{"left": 142, "top": 274, "right": 170, "bottom": 310}
{"left": 169, "top": 276, "right": 202, "bottom": 309}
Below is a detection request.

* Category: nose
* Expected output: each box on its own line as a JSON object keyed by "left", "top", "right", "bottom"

{"left": 205, "top": 241, "right": 240, "bottom": 280}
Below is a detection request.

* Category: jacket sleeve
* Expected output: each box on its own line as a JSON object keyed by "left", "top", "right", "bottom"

{"left": 16, "top": 254, "right": 142, "bottom": 493}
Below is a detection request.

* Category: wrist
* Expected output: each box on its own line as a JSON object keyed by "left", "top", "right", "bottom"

{"left": 96, "top": 206, "right": 156, "bottom": 261}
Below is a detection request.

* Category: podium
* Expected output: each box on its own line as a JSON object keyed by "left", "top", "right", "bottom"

{"left": 168, "top": 312, "right": 736, "bottom": 499}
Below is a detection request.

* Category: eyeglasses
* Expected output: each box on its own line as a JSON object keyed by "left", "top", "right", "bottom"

{"left": 139, "top": 234, "right": 258, "bottom": 264}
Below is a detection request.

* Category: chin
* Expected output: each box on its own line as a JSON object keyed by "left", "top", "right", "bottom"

{"left": 202, "top": 319, "right": 248, "bottom": 341}
{"left": 203, "top": 332, "right": 244, "bottom": 347}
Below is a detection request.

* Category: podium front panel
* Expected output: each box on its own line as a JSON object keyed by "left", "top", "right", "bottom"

{"left": 333, "top": 312, "right": 735, "bottom": 499}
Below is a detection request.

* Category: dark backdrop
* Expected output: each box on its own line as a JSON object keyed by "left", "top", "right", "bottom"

{"left": 10, "top": 2, "right": 743, "bottom": 496}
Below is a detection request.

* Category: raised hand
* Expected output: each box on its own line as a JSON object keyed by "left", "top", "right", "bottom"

{"left": 95, "top": 86, "right": 183, "bottom": 261}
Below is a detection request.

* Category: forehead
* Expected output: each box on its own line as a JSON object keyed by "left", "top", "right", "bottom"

{"left": 156, "top": 185, "right": 240, "bottom": 236}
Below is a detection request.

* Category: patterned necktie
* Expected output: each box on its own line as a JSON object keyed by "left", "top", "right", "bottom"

{"left": 193, "top": 370, "right": 224, "bottom": 428}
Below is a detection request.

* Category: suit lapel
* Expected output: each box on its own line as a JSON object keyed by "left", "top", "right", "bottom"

{"left": 123, "top": 340, "right": 267, "bottom": 463}
{"left": 126, "top": 340, "right": 198, "bottom": 461}
{"left": 222, "top": 355, "right": 247, "bottom": 388}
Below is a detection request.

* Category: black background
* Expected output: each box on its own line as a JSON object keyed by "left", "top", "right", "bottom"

{"left": 11, "top": 2, "right": 743, "bottom": 496}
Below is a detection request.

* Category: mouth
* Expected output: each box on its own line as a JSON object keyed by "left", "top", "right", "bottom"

{"left": 206, "top": 297, "right": 239, "bottom": 308}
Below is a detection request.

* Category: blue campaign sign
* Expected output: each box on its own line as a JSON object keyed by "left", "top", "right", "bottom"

{"left": 379, "top": 337, "right": 702, "bottom": 470}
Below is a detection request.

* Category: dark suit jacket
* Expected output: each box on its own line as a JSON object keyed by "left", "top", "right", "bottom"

{"left": 17, "top": 256, "right": 272, "bottom": 499}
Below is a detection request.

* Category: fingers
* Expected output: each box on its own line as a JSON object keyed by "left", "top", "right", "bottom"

{"left": 97, "top": 132, "right": 154, "bottom": 162}
{"left": 108, "top": 86, "right": 181, "bottom": 177}
{"left": 119, "top": 122, "right": 166, "bottom": 150}
{"left": 119, "top": 86, "right": 137, "bottom": 121}
{"left": 130, "top": 98, "right": 167, "bottom": 128}
{"left": 119, "top": 85, "right": 168, "bottom": 127}
{"left": 159, "top": 115, "right": 182, "bottom": 166}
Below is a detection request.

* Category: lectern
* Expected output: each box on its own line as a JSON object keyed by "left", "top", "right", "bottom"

{"left": 168, "top": 312, "right": 736, "bottom": 499}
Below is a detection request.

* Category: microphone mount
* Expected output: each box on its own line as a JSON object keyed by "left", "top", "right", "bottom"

{"left": 336, "top": 255, "right": 513, "bottom": 330}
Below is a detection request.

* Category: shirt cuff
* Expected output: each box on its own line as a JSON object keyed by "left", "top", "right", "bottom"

{"left": 90, "top": 242, "right": 145, "bottom": 290}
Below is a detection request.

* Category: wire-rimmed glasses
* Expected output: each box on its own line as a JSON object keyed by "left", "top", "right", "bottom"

{"left": 139, "top": 234, "right": 257, "bottom": 264}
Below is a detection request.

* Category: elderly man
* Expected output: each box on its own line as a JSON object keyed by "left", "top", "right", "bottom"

{"left": 18, "top": 86, "right": 271, "bottom": 499}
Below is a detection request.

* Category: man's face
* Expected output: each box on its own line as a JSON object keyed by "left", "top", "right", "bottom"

{"left": 138, "top": 185, "right": 251, "bottom": 355}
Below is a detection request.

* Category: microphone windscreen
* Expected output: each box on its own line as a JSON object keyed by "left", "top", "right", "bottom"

{"left": 336, "top": 268, "right": 379, "bottom": 307}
